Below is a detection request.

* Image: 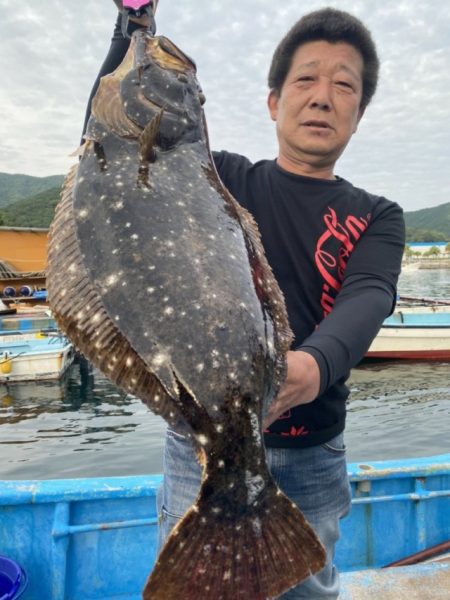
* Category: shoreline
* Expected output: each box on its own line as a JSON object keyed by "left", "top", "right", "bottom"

{"left": 402, "top": 258, "right": 450, "bottom": 270}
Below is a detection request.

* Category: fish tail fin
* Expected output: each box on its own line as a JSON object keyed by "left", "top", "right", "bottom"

{"left": 143, "top": 480, "right": 326, "bottom": 600}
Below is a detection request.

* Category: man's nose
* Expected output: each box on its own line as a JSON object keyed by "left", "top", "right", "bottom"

{"left": 309, "top": 78, "right": 332, "bottom": 110}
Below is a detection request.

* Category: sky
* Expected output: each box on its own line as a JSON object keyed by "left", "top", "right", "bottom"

{"left": 0, "top": 0, "right": 449, "bottom": 212}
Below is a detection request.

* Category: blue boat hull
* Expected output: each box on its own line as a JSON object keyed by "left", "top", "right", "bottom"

{"left": 0, "top": 454, "right": 449, "bottom": 599}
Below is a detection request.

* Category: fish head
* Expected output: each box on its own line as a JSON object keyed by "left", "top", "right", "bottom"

{"left": 144, "top": 35, "right": 197, "bottom": 78}
{"left": 120, "top": 31, "right": 206, "bottom": 148}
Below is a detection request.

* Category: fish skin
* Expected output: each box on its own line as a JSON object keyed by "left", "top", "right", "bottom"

{"left": 47, "top": 29, "right": 326, "bottom": 600}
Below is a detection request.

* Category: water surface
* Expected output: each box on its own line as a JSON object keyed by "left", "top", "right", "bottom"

{"left": 1, "top": 269, "right": 449, "bottom": 480}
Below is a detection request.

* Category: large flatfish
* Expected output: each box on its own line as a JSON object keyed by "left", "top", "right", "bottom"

{"left": 47, "top": 26, "right": 325, "bottom": 600}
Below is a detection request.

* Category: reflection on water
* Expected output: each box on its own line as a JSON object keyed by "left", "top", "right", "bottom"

{"left": 0, "top": 270, "right": 449, "bottom": 480}
{"left": 399, "top": 268, "right": 450, "bottom": 299}
{"left": 1, "top": 358, "right": 448, "bottom": 480}
{"left": 0, "top": 361, "right": 166, "bottom": 480}
{"left": 346, "top": 360, "right": 450, "bottom": 462}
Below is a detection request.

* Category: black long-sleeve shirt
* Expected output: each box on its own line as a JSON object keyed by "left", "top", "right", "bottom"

{"left": 213, "top": 151, "right": 405, "bottom": 448}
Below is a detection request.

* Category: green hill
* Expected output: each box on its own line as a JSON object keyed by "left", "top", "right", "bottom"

{"left": 1, "top": 186, "right": 61, "bottom": 228}
{"left": 0, "top": 171, "right": 449, "bottom": 239}
{"left": 404, "top": 202, "right": 450, "bottom": 239}
{"left": 0, "top": 172, "right": 64, "bottom": 209}
{"left": 405, "top": 227, "right": 448, "bottom": 243}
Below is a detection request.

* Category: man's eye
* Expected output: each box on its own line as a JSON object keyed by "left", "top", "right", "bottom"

{"left": 297, "top": 76, "right": 314, "bottom": 83}
{"left": 336, "top": 80, "right": 353, "bottom": 89}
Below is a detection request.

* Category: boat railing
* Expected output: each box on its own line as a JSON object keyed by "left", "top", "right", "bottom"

{"left": 0, "top": 455, "right": 449, "bottom": 598}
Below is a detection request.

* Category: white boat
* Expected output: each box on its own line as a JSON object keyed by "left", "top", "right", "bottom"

{"left": 366, "top": 299, "right": 450, "bottom": 360}
{"left": 0, "top": 306, "right": 56, "bottom": 333}
{"left": 0, "top": 334, "right": 74, "bottom": 382}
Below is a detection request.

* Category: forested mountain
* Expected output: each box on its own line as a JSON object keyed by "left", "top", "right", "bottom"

{"left": 0, "top": 172, "right": 449, "bottom": 238}
{"left": 404, "top": 203, "right": 450, "bottom": 239}
{"left": 0, "top": 186, "right": 61, "bottom": 228}
{"left": 0, "top": 172, "right": 64, "bottom": 208}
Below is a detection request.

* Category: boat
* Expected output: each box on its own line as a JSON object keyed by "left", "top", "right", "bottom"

{"left": 0, "top": 308, "right": 56, "bottom": 335}
{"left": 0, "top": 334, "right": 74, "bottom": 382}
{"left": 0, "top": 453, "right": 448, "bottom": 599}
{"left": 366, "top": 297, "right": 450, "bottom": 360}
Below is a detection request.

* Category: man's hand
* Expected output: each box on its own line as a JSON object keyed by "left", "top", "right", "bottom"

{"left": 263, "top": 350, "right": 320, "bottom": 429}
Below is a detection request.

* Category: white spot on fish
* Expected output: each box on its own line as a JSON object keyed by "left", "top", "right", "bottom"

{"left": 215, "top": 424, "right": 224, "bottom": 433}
{"left": 218, "top": 459, "right": 225, "bottom": 468}
{"left": 196, "top": 362, "right": 204, "bottom": 373}
{"left": 245, "top": 471, "right": 265, "bottom": 505}
{"left": 164, "top": 307, "right": 174, "bottom": 316}
{"left": 152, "top": 353, "right": 167, "bottom": 367}
{"left": 223, "top": 570, "right": 231, "bottom": 581}
{"left": 252, "top": 517, "right": 262, "bottom": 536}
{"left": 196, "top": 434, "right": 208, "bottom": 446}
{"left": 131, "top": 234, "right": 139, "bottom": 240}
{"left": 106, "top": 274, "right": 120, "bottom": 287}
{"left": 126, "top": 357, "right": 133, "bottom": 367}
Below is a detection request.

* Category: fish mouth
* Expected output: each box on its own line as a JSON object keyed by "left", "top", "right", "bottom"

{"left": 146, "top": 35, "right": 197, "bottom": 73}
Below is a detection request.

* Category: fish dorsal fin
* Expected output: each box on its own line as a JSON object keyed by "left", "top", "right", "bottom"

{"left": 139, "top": 108, "right": 165, "bottom": 163}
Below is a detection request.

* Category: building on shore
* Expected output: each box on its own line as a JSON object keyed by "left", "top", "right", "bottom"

{"left": 0, "top": 226, "right": 48, "bottom": 298}
{"left": 406, "top": 241, "right": 449, "bottom": 255}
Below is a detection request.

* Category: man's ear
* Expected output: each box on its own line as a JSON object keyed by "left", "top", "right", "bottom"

{"left": 267, "top": 89, "right": 279, "bottom": 122}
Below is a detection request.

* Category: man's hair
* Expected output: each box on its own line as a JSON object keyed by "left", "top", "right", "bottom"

{"left": 268, "top": 8, "right": 380, "bottom": 111}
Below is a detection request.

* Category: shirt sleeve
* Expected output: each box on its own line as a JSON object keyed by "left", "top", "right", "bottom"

{"left": 298, "top": 200, "right": 405, "bottom": 395}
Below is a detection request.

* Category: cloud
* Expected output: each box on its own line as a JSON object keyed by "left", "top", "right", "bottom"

{"left": 0, "top": 0, "right": 449, "bottom": 211}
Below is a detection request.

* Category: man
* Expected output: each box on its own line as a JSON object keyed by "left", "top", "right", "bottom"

{"left": 87, "top": 4, "right": 405, "bottom": 598}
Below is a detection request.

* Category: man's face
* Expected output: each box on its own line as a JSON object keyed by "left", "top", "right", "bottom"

{"left": 268, "top": 40, "right": 364, "bottom": 172}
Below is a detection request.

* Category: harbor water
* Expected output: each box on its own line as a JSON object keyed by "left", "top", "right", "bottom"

{"left": 1, "top": 269, "right": 449, "bottom": 480}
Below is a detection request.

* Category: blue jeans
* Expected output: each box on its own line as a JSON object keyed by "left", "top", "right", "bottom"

{"left": 157, "top": 428, "right": 351, "bottom": 600}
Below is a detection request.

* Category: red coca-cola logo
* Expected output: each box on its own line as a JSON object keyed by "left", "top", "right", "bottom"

{"left": 315, "top": 208, "right": 370, "bottom": 316}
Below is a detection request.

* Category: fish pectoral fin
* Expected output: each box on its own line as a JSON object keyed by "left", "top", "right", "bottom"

{"left": 143, "top": 480, "right": 326, "bottom": 600}
{"left": 137, "top": 109, "right": 164, "bottom": 188}
{"left": 139, "top": 108, "right": 164, "bottom": 163}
